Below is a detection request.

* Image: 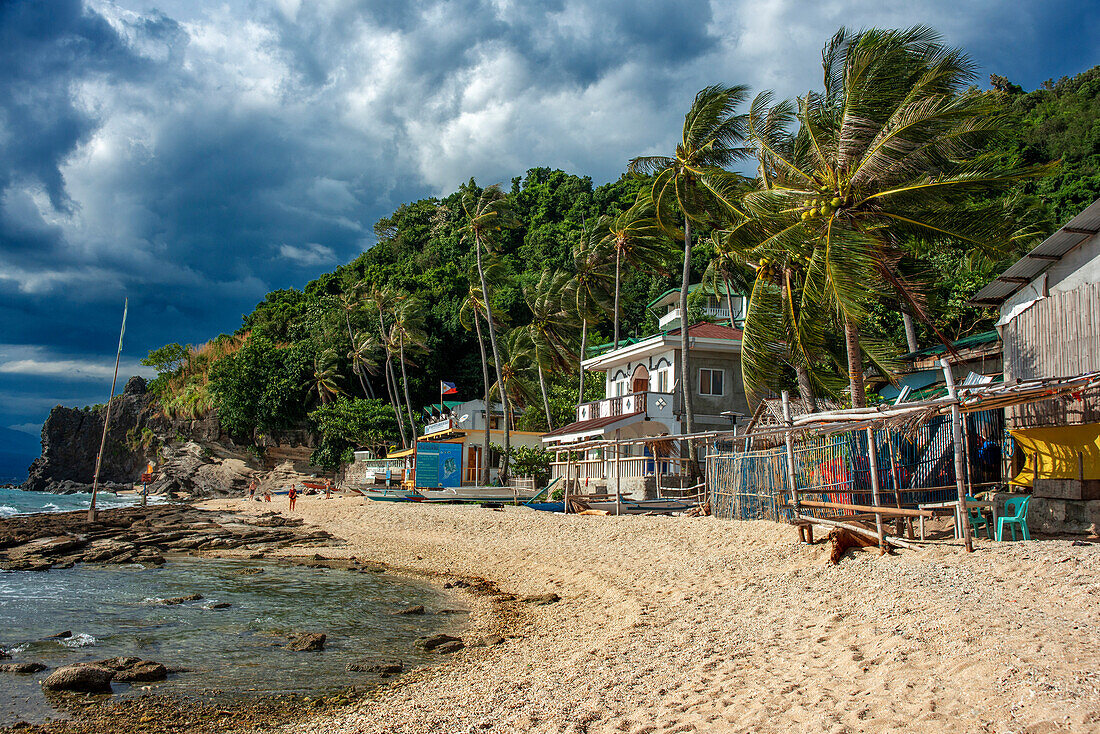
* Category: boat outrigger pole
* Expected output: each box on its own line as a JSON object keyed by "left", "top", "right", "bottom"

{"left": 88, "top": 298, "right": 128, "bottom": 522}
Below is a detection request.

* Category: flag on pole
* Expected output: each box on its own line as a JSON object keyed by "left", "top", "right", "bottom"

{"left": 441, "top": 380, "right": 458, "bottom": 395}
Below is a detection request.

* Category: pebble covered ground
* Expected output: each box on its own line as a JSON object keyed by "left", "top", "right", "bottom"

{"left": 196, "top": 495, "right": 1100, "bottom": 734}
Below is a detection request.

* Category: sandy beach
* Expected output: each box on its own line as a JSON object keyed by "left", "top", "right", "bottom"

{"left": 199, "top": 495, "right": 1100, "bottom": 734}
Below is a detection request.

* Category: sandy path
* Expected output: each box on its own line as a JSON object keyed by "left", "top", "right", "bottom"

{"left": 203, "top": 496, "right": 1100, "bottom": 734}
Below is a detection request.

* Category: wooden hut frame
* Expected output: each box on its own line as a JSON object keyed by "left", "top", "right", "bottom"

{"left": 563, "top": 370, "right": 1100, "bottom": 551}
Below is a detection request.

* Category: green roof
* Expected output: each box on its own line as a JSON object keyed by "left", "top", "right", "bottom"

{"left": 901, "top": 330, "right": 1000, "bottom": 360}
{"left": 645, "top": 282, "right": 737, "bottom": 310}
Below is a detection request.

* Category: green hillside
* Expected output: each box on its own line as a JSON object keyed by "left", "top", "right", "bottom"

{"left": 142, "top": 53, "right": 1100, "bottom": 470}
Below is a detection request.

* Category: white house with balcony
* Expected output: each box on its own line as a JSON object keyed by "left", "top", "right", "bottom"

{"left": 650, "top": 282, "right": 746, "bottom": 332}
{"left": 542, "top": 317, "right": 751, "bottom": 495}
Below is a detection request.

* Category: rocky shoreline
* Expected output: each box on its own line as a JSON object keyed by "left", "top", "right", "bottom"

{"left": 0, "top": 504, "right": 336, "bottom": 572}
{"left": 0, "top": 504, "right": 530, "bottom": 734}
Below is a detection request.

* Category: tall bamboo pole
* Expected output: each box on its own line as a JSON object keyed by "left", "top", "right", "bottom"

{"left": 780, "top": 391, "right": 800, "bottom": 516}
{"left": 865, "top": 426, "right": 886, "bottom": 552}
{"left": 89, "top": 298, "right": 128, "bottom": 523}
{"left": 941, "top": 358, "right": 974, "bottom": 552}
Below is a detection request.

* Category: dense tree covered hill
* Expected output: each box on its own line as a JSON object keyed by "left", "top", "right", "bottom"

{"left": 994, "top": 66, "right": 1100, "bottom": 229}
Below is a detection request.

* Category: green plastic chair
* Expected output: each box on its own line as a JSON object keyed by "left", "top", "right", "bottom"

{"left": 997, "top": 495, "right": 1031, "bottom": 541}
{"left": 966, "top": 495, "right": 993, "bottom": 540}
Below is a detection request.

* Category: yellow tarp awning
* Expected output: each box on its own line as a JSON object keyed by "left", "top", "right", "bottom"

{"left": 387, "top": 447, "right": 415, "bottom": 459}
{"left": 1009, "top": 422, "right": 1100, "bottom": 487}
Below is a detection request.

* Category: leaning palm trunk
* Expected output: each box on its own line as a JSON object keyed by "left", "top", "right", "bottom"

{"left": 385, "top": 353, "right": 407, "bottom": 448}
{"left": 795, "top": 365, "right": 818, "bottom": 413}
{"left": 473, "top": 309, "right": 492, "bottom": 485}
{"left": 476, "top": 238, "right": 510, "bottom": 481}
{"left": 376, "top": 306, "right": 407, "bottom": 447}
{"left": 538, "top": 363, "right": 553, "bottom": 431}
{"left": 844, "top": 318, "right": 866, "bottom": 408}
{"left": 344, "top": 312, "right": 373, "bottom": 399}
{"left": 724, "top": 277, "right": 737, "bottom": 329}
{"left": 613, "top": 249, "right": 622, "bottom": 348}
{"left": 398, "top": 336, "right": 417, "bottom": 437}
{"left": 679, "top": 217, "right": 698, "bottom": 479}
{"left": 901, "top": 308, "right": 919, "bottom": 353}
{"left": 679, "top": 217, "right": 695, "bottom": 433}
{"left": 577, "top": 318, "right": 587, "bottom": 407}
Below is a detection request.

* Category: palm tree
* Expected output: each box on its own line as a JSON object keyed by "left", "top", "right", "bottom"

{"left": 460, "top": 272, "right": 495, "bottom": 485}
{"left": 348, "top": 333, "right": 383, "bottom": 399}
{"left": 628, "top": 84, "right": 752, "bottom": 434}
{"left": 739, "top": 27, "right": 1051, "bottom": 407}
{"left": 331, "top": 290, "right": 375, "bottom": 400}
{"left": 491, "top": 329, "right": 539, "bottom": 431}
{"left": 565, "top": 231, "right": 613, "bottom": 407}
{"left": 461, "top": 182, "right": 519, "bottom": 480}
{"left": 701, "top": 231, "right": 752, "bottom": 330}
{"left": 391, "top": 292, "right": 428, "bottom": 438}
{"left": 366, "top": 285, "right": 408, "bottom": 447}
{"left": 598, "top": 199, "right": 670, "bottom": 348}
{"left": 523, "top": 270, "right": 578, "bottom": 430}
{"left": 306, "top": 350, "right": 344, "bottom": 406}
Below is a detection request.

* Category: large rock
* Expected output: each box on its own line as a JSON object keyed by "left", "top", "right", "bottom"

{"left": 415, "top": 634, "right": 462, "bottom": 651}
{"left": 40, "top": 663, "right": 115, "bottom": 693}
{"left": 286, "top": 633, "right": 326, "bottom": 651}
{"left": 112, "top": 661, "right": 167, "bottom": 683}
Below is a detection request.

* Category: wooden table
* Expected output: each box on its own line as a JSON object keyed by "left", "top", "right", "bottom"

{"left": 918, "top": 500, "right": 998, "bottom": 540}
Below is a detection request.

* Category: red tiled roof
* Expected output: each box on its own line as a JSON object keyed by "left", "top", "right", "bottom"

{"left": 542, "top": 411, "right": 643, "bottom": 439}
{"left": 667, "top": 322, "right": 743, "bottom": 340}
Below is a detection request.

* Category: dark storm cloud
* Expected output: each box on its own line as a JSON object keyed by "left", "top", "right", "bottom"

{"left": 0, "top": 0, "right": 1096, "bottom": 440}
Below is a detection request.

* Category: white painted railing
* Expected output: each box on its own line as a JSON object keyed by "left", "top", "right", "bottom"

{"left": 657, "top": 306, "right": 733, "bottom": 330}
{"left": 575, "top": 391, "right": 675, "bottom": 423}
{"left": 549, "top": 456, "right": 687, "bottom": 481}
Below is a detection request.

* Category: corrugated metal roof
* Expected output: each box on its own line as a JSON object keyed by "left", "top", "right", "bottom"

{"left": 971, "top": 197, "right": 1100, "bottom": 306}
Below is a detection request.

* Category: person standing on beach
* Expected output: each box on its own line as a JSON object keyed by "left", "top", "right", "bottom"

{"left": 288, "top": 484, "right": 298, "bottom": 512}
{"left": 324, "top": 479, "right": 332, "bottom": 500}
{"left": 247, "top": 479, "right": 256, "bottom": 502}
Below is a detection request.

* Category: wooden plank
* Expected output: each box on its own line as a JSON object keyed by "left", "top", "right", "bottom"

{"left": 790, "top": 500, "right": 935, "bottom": 517}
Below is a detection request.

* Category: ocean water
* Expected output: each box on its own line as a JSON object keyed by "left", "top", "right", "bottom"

{"left": 0, "top": 557, "right": 463, "bottom": 725}
{"left": 0, "top": 486, "right": 164, "bottom": 517}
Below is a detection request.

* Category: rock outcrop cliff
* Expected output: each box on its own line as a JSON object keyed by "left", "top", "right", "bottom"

{"left": 22, "top": 376, "right": 328, "bottom": 497}
{"left": 22, "top": 377, "right": 165, "bottom": 493}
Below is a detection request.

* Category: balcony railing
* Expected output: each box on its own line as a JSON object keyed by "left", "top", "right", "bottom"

{"left": 658, "top": 306, "right": 733, "bottom": 330}
{"left": 549, "top": 455, "right": 689, "bottom": 481}
{"left": 575, "top": 391, "right": 675, "bottom": 423}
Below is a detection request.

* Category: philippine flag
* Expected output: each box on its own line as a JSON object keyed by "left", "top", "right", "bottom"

{"left": 441, "top": 380, "right": 458, "bottom": 395}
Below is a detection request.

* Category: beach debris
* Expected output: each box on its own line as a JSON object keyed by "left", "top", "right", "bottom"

{"left": 434, "top": 640, "right": 465, "bottom": 654}
{"left": 40, "top": 663, "right": 115, "bottom": 693}
{"left": 415, "top": 634, "right": 462, "bottom": 651}
{"left": 286, "top": 633, "right": 326, "bottom": 651}
{"left": 395, "top": 604, "right": 425, "bottom": 615}
{"left": 346, "top": 661, "right": 403, "bottom": 675}
{"left": 160, "top": 594, "right": 203, "bottom": 605}
{"left": 826, "top": 528, "right": 880, "bottom": 565}
{"left": 520, "top": 593, "right": 561, "bottom": 605}
{"left": 0, "top": 662, "right": 47, "bottom": 674}
{"left": 467, "top": 635, "right": 505, "bottom": 647}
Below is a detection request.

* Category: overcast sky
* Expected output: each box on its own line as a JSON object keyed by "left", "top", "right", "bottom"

{"left": 1, "top": 0, "right": 1097, "bottom": 448}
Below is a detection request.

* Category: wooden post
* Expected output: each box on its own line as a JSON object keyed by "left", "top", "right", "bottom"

{"left": 885, "top": 430, "right": 912, "bottom": 539}
{"left": 614, "top": 429, "right": 622, "bottom": 516}
{"left": 865, "top": 426, "right": 886, "bottom": 552}
{"left": 940, "top": 358, "right": 974, "bottom": 552}
{"left": 89, "top": 298, "right": 128, "bottom": 523}
{"left": 780, "top": 391, "right": 800, "bottom": 519}
{"left": 564, "top": 448, "right": 572, "bottom": 514}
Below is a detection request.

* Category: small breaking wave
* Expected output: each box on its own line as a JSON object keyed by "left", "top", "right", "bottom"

{"left": 58, "top": 633, "right": 97, "bottom": 648}
{"left": 0, "top": 505, "right": 18, "bottom": 517}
